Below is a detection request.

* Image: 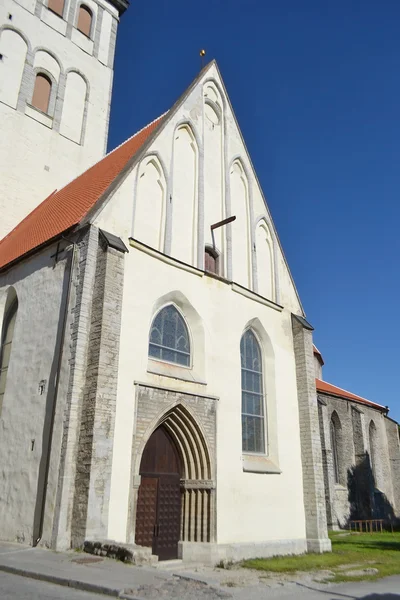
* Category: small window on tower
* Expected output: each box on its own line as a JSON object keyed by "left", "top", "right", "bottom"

{"left": 32, "top": 74, "right": 52, "bottom": 115}
{"left": 48, "top": 0, "right": 64, "bottom": 17}
{"left": 77, "top": 5, "right": 93, "bottom": 37}
{"left": 204, "top": 247, "right": 219, "bottom": 275}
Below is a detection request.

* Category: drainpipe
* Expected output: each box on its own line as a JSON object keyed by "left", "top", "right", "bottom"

{"left": 33, "top": 239, "right": 76, "bottom": 546}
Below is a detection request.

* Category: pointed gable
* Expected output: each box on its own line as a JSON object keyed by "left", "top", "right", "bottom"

{"left": 0, "top": 114, "right": 165, "bottom": 271}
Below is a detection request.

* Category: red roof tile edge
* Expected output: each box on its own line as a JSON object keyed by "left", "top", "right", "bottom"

{"left": 316, "top": 378, "right": 386, "bottom": 411}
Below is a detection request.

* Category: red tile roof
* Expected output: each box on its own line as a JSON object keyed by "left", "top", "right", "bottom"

{"left": 316, "top": 378, "right": 386, "bottom": 412}
{"left": 313, "top": 344, "right": 324, "bottom": 365}
{"left": 0, "top": 114, "right": 165, "bottom": 271}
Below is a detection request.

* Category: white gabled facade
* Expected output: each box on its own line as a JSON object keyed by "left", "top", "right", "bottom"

{"left": 91, "top": 62, "right": 330, "bottom": 560}
{"left": 0, "top": 0, "right": 127, "bottom": 239}
{"left": 0, "top": 61, "right": 331, "bottom": 561}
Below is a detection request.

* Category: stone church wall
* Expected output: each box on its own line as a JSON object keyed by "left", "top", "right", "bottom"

{"left": 318, "top": 392, "right": 399, "bottom": 529}
{"left": 0, "top": 242, "right": 74, "bottom": 546}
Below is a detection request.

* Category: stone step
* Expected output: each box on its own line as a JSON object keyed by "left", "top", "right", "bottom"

{"left": 84, "top": 540, "right": 158, "bottom": 566}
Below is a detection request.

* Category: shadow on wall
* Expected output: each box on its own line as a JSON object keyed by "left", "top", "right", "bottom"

{"left": 346, "top": 452, "right": 398, "bottom": 529}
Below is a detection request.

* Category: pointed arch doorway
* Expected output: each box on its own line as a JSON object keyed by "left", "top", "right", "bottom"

{"left": 135, "top": 426, "right": 182, "bottom": 560}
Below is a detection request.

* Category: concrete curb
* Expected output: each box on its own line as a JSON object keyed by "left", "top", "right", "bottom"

{"left": 0, "top": 563, "right": 143, "bottom": 599}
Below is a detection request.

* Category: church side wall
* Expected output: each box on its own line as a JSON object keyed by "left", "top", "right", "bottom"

{"left": 0, "top": 244, "right": 73, "bottom": 545}
{"left": 318, "top": 393, "right": 397, "bottom": 528}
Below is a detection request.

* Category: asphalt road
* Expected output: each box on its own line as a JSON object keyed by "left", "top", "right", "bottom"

{"left": 1, "top": 570, "right": 400, "bottom": 600}
{"left": 0, "top": 572, "right": 109, "bottom": 600}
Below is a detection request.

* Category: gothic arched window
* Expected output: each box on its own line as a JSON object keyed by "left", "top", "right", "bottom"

{"left": 0, "top": 296, "right": 18, "bottom": 414}
{"left": 149, "top": 305, "right": 190, "bottom": 367}
{"left": 330, "top": 412, "right": 342, "bottom": 484}
{"left": 48, "top": 0, "right": 64, "bottom": 17}
{"left": 241, "top": 329, "right": 265, "bottom": 453}
{"left": 32, "top": 73, "right": 52, "bottom": 114}
{"left": 77, "top": 5, "right": 93, "bottom": 37}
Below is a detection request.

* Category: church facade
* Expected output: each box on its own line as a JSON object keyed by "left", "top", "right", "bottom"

{"left": 0, "top": 0, "right": 399, "bottom": 565}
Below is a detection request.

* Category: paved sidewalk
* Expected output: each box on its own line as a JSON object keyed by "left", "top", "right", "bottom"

{"left": 0, "top": 542, "right": 173, "bottom": 599}
{"left": 0, "top": 542, "right": 399, "bottom": 600}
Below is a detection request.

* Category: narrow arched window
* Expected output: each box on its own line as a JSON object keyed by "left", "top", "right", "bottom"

{"left": 0, "top": 297, "right": 18, "bottom": 413}
{"left": 32, "top": 73, "right": 52, "bottom": 114}
{"left": 330, "top": 411, "right": 343, "bottom": 485}
{"left": 241, "top": 330, "right": 265, "bottom": 453}
{"left": 330, "top": 419, "right": 340, "bottom": 484}
{"left": 77, "top": 5, "right": 93, "bottom": 37}
{"left": 149, "top": 305, "right": 190, "bottom": 366}
{"left": 48, "top": 0, "right": 64, "bottom": 17}
{"left": 369, "top": 421, "right": 377, "bottom": 481}
{"left": 204, "top": 247, "right": 219, "bottom": 275}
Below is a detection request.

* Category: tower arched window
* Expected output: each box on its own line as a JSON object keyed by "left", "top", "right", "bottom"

{"left": 0, "top": 296, "right": 18, "bottom": 414}
{"left": 77, "top": 5, "right": 93, "bottom": 37}
{"left": 32, "top": 73, "right": 52, "bottom": 114}
{"left": 48, "top": 0, "right": 64, "bottom": 17}
{"left": 241, "top": 329, "right": 265, "bottom": 453}
{"left": 204, "top": 246, "right": 219, "bottom": 275}
{"left": 149, "top": 305, "right": 190, "bottom": 367}
{"left": 330, "top": 412, "right": 342, "bottom": 484}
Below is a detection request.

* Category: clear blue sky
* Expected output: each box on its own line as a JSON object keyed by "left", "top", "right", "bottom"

{"left": 108, "top": 1, "right": 400, "bottom": 421}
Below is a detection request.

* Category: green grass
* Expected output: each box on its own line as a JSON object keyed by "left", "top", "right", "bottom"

{"left": 242, "top": 531, "right": 400, "bottom": 582}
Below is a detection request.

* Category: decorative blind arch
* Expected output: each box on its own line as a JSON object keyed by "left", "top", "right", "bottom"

{"left": 0, "top": 296, "right": 18, "bottom": 414}
{"left": 241, "top": 329, "right": 265, "bottom": 453}
{"left": 32, "top": 73, "right": 52, "bottom": 114}
{"left": 149, "top": 305, "right": 190, "bottom": 367}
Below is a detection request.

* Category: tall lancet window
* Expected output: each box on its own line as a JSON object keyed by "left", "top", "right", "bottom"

{"left": 369, "top": 420, "right": 378, "bottom": 483}
{"left": 241, "top": 330, "right": 265, "bottom": 453}
{"left": 0, "top": 296, "right": 18, "bottom": 414}
{"left": 330, "top": 412, "right": 342, "bottom": 485}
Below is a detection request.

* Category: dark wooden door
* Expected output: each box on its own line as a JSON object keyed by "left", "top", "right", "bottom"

{"left": 135, "top": 427, "right": 182, "bottom": 560}
{"left": 154, "top": 474, "right": 181, "bottom": 560}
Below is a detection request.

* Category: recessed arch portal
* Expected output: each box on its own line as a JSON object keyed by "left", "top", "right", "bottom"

{"left": 133, "top": 399, "right": 215, "bottom": 557}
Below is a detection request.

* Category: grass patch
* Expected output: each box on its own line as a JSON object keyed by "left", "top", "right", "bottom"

{"left": 242, "top": 531, "right": 400, "bottom": 582}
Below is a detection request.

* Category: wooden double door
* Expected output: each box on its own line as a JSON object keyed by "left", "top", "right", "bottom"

{"left": 135, "top": 426, "right": 182, "bottom": 560}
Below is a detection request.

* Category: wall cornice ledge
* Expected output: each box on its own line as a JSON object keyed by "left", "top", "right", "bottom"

{"left": 231, "top": 283, "right": 283, "bottom": 312}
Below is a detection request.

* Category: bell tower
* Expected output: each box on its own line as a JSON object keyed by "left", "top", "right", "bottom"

{"left": 0, "top": 0, "right": 128, "bottom": 239}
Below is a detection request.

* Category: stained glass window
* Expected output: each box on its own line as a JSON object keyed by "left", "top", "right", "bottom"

{"left": 149, "top": 305, "right": 190, "bottom": 367}
{"left": 241, "top": 330, "right": 265, "bottom": 453}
